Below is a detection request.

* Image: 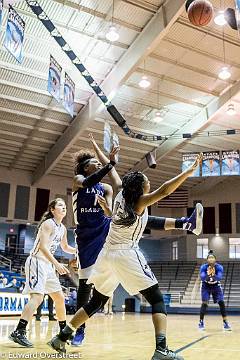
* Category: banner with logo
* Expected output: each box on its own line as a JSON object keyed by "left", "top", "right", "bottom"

{"left": 182, "top": 153, "right": 200, "bottom": 177}
{"left": 112, "top": 131, "right": 119, "bottom": 162}
{"left": 0, "top": 292, "right": 51, "bottom": 315}
{"left": 63, "top": 72, "right": 75, "bottom": 117}
{"left": 202, "top": 151, "right": 220, "bottom": 177}
{"left": 4, "top": 5, "right": 25, "bottom": 63}
{"left": 103, "top": 122, "right": 112, "bottom": 153}
{"left": 47, "top": 55, "right": 62, "bottom": 102}
{"left": 221, "top": 150, "right": 240, "bottom": 175}
{"left": 0, "top": 0, "right": 3, "bottom": 28}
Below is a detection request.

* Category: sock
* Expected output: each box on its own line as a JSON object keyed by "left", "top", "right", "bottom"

{"left": 16, "top": 319, "right": 28, "bottom": 332}
{"left": 156, "top": 333, "right": 166, "bottom": 350}
{"left": 59, "top": 320, "right": 67, "bottom": 332}
{"left": 59, "top": 325, "right": 74, "bottom": 342}
{"left": 175, "top": 217, "right": 188, "bottom": 229}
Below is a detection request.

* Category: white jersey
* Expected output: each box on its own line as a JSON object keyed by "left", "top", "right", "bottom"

{"left": 30, "top": 218, "right": 65, "bottom": 261}
{"left": 105, "top": 191, "right": 148, "bottom": 248}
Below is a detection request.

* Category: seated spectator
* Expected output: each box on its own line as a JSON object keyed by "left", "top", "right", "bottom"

{"left": 0, "top": 272, "right": 4, "bottom": 280}
{"left": 0, "top": 277, "right": 11, "bottom": 288}
{"left": 19, "top": 281, "right": 25, "bottom": 293}
{"left": 8, "top": 278, "right": 19, "bottom": 290}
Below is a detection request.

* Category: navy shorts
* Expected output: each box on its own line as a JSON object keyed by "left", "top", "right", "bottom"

{"left": 201, "top": 282, "right": 224, "bottom": 303}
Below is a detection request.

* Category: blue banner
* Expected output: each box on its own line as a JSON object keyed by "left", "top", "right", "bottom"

{"left": 202, "top": 151, "right": 220, "bottom": 177}
{"left": 0, "top": 0, "right": 3, "bottom": 28}
{"left": 182, "top": 153, "right": 200, "bottom": 177}
{"left": 221, "top": 150, "right": 240, "bottom": 175}
{"left": 48, "top": 55, "right": 62, "bottom": 102}
{"left": 4, "top": 5, "right": 25, "bottom": 63}
{"left": 63, "top": 72, "right": 75, "bottom": 117}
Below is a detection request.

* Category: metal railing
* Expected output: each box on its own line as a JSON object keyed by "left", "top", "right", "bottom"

{"left": 0, "top": 254, "right": 12, "bottom": 271}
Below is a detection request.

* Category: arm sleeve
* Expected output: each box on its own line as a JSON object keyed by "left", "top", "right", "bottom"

{"left": 200, "top": 265, "right": 208, "bottom": 281}
{"left": 82, "top": 161, "right": 115, "bottom": 188}
{"left": 213, "top": 264, "right": 224, "bottom": 282}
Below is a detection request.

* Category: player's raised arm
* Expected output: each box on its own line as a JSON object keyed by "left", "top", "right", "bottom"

{"left": 136, "top": 153, "right": 202, "bottom": 213}
{"left": 73, "top": 146, "right": 119, "bottom": 190}
{"left": 89, "top": 133, "right": 122, "bottom": 192}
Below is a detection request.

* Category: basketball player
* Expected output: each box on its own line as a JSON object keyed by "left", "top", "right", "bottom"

{"left": 199, "top": 250, "right": 231, "bottom": 331}
{"left": 48, "top": 154, "right": 202, "bottom": 359}
{"left": 9, "top": 198, "right": 76, "bottom": 347}
{"left": 71, "top": 134, "right": 203, "bottom": 346}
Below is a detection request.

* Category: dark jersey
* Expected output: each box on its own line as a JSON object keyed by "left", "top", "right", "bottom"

{"left": 72, "top": 183, "right": 111, "bottom": 269}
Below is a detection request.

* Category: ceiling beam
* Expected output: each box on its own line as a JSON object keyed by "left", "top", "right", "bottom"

{"left": 131, "top": 80, "right": 240, "bottom": 172}
{"left": 126, "top": 82, "right": 205, "bottom": 107}
{"left": 136, "top": 67, "right": 220, "bottom": 97}
{"left": 149, "top": 53, "right": 234, "bottom": 84}
{"left": 32, "top": 0, "right": 187, "bottom": 184}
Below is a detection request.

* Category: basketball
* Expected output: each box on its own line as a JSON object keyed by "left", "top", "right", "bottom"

{"left": 188, "top": 0, "right": 214, "bottom": 27}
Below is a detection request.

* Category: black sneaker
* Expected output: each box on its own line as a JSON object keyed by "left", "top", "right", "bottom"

{"left": 152, "top": 347, "right": 184, "bottom": 360}
{"left": 49, "top": 316, "right": 57, "bottom": 321}
{"left": 9, "top": 330, "right": 33, "bottom": 347}
{"left": 47, "top": 335, "right": 66, "bottom": 354}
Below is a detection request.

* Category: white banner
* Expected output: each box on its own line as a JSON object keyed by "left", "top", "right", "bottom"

{"left": 0, "top": 292, "right": 51, "bottom": 315}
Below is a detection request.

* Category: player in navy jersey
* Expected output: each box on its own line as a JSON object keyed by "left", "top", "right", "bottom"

{"left": 70, "top": 135, "right": 203, "bottom": 346}
{"left": 199, "top": 250, "right": 231, "bottom": 331}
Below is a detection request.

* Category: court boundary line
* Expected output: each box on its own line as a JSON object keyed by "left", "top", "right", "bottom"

{"left": 176, "top": 335, "right": 210, "bottom": 353}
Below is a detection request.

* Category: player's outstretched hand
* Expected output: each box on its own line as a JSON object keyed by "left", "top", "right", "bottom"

{"left": 187, "top": 153, "right": 203, "bottom": 175}
{"left": 109, "top": 146, "right": 120, "bottom": 164}
{"left": 89, "top": 133, "right": 97, "bottom": 148}
{"left": 55, "top": 263, "right": 70, "bottom": 275}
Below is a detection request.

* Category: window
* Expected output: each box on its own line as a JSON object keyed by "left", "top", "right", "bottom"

{"left": 172, "top": 241, "right": 178, "bottom": 260}
{"left": 197, "top": 238, "right": 208, "bottom": 259}
{"left": 229, "top": 238, "right": 240, "bottom": 259}
{"left": 219, "top": 203, "right": 232, "bottom": 234}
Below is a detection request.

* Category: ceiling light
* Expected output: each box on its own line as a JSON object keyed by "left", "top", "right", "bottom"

{"left": 227, "top": 103, "right": 237, "bottom": 116}
{"left": 106, "top": 26, "right": 119, "bottom": 42}
{"left": 218, "top": 66, "right": 231, "bottom": 80}
{"left": 138, "top": 75, "right": 151, "bottom": 89}
{"left": 154, "top": 111, "right": 163, "bottom": 122}
{"left": 214, "top": 11, "right": 227, "bottom": 26}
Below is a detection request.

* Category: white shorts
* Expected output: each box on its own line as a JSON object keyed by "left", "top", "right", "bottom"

{"left": 87, "top": 247, "right": 158, "bottom": 297}
{"left": 22, "top": 256, "right": 62, "bottom": 295}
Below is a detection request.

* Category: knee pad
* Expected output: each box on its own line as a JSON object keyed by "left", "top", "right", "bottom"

{"left": 78, "top": 279, "right": 92, "bottom": 292}
{"left": 218, "top": 300, "right": 227, "bottom": 317}
{"left": 201, "top": 303, "right": 208, "bottom": 312}
{"left": 83, "top": 289, "right": 109, "bottom": 318}
{"left": 140, "top": 284, "right": 167, "bottom": 315}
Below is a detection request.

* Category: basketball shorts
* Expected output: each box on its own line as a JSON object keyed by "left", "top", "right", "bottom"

{"left": 201, "top": 281, "right": 224, "bottom": 303}
{"left": 87, "top": 247, "right": 158, "bottom": 297}
{"left": 22, "top": 255, "right": 62, "bottom": 295}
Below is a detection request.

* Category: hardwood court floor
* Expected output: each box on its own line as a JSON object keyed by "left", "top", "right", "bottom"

{"left": 0, "top": 313, "right": 240, "bottom": 359}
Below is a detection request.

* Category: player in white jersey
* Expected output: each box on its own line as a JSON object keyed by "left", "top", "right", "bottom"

{"left": 49, "top": 154, "right": 202, "bottom": 359}
{"left": 9, "top": 198, "right": 76, "bottom": 348}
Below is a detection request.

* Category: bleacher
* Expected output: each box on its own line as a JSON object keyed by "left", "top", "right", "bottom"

{"left": 149, "top": 261, "right": 197, "bottom": 303}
